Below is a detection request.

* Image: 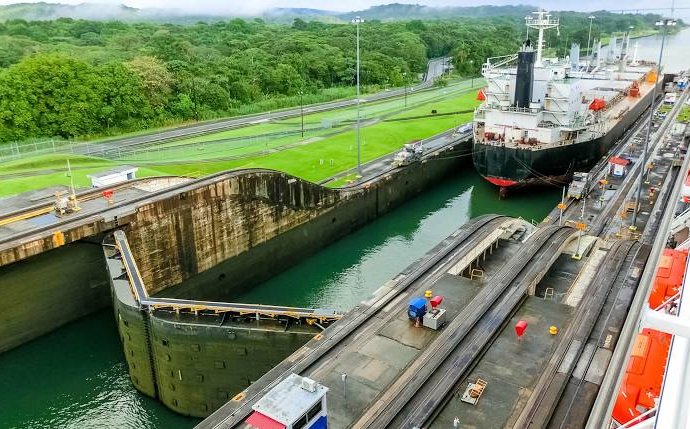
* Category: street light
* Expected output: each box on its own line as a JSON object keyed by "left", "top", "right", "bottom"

{"left": 403, "top": 72, "right": 408, "bottom": 107}
{"left": 352, "top": 16, "right": 364, "bottom": 178}
{"left": 586, "top": 15, "right": 596, "bottom": 60}
{"left": 631, "top": 17, "right": 677, "bottom": 230}
{"left": 298, "top": 90, "right": 304, "bottom": 138}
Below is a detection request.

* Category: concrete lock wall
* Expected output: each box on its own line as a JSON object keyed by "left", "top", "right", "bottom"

{"left": 149, "top": 315, "right": 315, "bottom": 417}
{"left": 0, "top": 241, "right": 111, "bottom": 353}
{"left": 0, "top": 140, "right": 469, "bottom": 353}
{"left": 155, "top": 145, "right": 469, "bottom": 300}
{"left": 124, "top": 170, "right": 346, "bottom": 297}
{"left": 111, "top": 278, "right": 317, "bottom": 418}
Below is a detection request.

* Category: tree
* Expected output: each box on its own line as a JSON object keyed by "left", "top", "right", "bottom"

{"left": 125, "top": 56, "right": 173, "bottom": 110}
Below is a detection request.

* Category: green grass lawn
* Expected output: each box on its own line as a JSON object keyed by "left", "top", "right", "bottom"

{"left": 0, "top": 163, "right": 168, "bottom": 196}
{"left": 326, "top": 173, "right": 359, "bottom": 188}
{"left": 0, "top": 86, "right": 481, "bottom": 198}
{"left": 161, "top": 81, "right": 480, "bottom": 149}
{"left": 678, "top": 106, "right": 690, "bottom": 124}
{"left": 119, "top": 86, "right": 479, "bottom": 164}
{"left": 149, "top": 107, "right": 476, "bottom": 182}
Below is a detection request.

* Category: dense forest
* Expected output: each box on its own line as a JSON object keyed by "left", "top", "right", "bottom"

{"left": 0, "top": 10, "right": 674, "bottom": 144}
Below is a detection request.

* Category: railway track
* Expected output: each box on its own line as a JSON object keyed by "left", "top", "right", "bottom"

{"left": 199, "top": 214, "right": 512, "bottom": 428}
{"left": 544, "top": 95, "right": 663, "bottom": 225}
{"left": 512, "top": 240, "right": 642, "bottom": 428}
{"left": 589, "top": 90, "right": 689, "bottom": 236}
{"left": 546, "top": 243, "right": 649, "bottom": 429}
{"left": 348, "top": 225, "right": 577, "bottom": 429}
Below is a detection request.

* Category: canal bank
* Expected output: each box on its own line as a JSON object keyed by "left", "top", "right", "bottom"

{"left": 0, "top": 172, "right": 559, "bottom": 428}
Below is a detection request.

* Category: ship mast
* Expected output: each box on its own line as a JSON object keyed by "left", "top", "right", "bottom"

{"left": 525, "top": 10, "right": 559, "bottom": 67}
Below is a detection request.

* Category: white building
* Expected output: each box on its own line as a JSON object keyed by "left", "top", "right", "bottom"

{"left": 245, "top": 373, "right": 328, "bottom": 429}
{"left": 87, "top": 166, "right": 138, "bottom": 188}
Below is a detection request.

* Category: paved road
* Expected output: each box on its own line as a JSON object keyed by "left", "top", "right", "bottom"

{"left": 79, "top": 57, "right": 452, "bottom": 155}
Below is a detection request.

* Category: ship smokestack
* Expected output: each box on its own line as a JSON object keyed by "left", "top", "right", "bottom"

{"left": 515, "top": 45, "right": 535, "bottom": 108}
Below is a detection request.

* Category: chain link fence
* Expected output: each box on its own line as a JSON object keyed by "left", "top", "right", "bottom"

{"left": 0, "top": 138, "right": 79, "bottom": 163}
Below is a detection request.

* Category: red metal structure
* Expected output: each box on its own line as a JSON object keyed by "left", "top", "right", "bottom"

{"left": 648, "top": 249, "right": 688, "bottom": 310}
{"left": 588, "top": 98, "right": 606, "bottom": 111}
{"left": 611, "top": 248, "right": 686, "bottom": 425}
{"left": 612, "top": 329, "right": 671, "bottom": 425}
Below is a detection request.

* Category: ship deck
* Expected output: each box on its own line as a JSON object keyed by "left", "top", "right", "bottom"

{"left": 602, "top": 79, "right": 656, "bottom": 125}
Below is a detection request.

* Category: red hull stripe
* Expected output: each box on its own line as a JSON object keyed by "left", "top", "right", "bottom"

{"left": 485, "top": 177, "right": 518, "bottom": 187}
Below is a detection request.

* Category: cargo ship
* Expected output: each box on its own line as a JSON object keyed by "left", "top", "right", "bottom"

{"left": 472, "top": 11, "right": 660, "bottom": 194}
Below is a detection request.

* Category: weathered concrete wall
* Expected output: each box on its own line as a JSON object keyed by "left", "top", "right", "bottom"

{"left": 159, "top": 145, "right": 469, "bottom": 300}
{"left": 0, "top": 241, "right": 111, "bottom": 353}
{"left": 124, "top": 171, "right": 347, "bottom": 296}
{"left": 0, "top": 139, "right": 470, "bottom": 352}
{"left": 111, "top": 282, "right": 157, "bottom": 398}
{"left": 111, "top": 272, "right": 316, "bottom": 418}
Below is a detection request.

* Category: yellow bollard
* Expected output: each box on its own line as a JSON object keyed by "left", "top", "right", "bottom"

{"left": 549, "top": 326, "right": 558, "bottom": 335}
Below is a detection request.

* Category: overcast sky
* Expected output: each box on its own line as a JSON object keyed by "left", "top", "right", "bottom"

{"left": 0, "top": 0, "right": 685, "bottom": 17}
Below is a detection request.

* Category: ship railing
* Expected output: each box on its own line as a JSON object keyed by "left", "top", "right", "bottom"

{"left": 480, "top": 138, "right": 575, "bottom": 150}
{"left": 612, "top": 407, "right": 657, "bottom": 428}
{"left": 500, "top": 105, "right": 539, "bottom": 114}
{"left": 602, "top": 93, "right": 624, "bottom": 112}
{"left": 484, "top": 90, "right": 510, "bottom": 98}
{"left": 482, "top": 54, "right": 518, "bottom": 76}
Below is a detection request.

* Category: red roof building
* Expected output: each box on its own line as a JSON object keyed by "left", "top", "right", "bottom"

{"left": 608, "top": 156, "right": 631, "bottom": 177}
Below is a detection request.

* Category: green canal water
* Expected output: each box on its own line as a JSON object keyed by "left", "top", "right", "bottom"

{"left": 0, "top": 170, "right": 559, "bottom": 429}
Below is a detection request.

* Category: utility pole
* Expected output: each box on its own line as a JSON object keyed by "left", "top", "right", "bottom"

{"left": 299, "top": 90, "right": 304, "bottom": 138}
{"left": 573, "top": 196, "right": 586, "bottom": 260}
{"left": 403, "top": 72, "right": 408, "bottom": 108}
{"left": 558, "top": 187, "right": 566, "bottom": 226}
{"left": 587, "top": 15, "right": 596, "bottom": 61}
{"left": 631, "top": 17, "right": 676, "bottom": 230}
{"left": 352, "top": 16, "right": 364, "bottom": 178}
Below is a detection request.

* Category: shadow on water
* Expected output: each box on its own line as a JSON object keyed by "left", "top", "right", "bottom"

{"left": 232, "top": 170, "right": 560, "bottom": 310}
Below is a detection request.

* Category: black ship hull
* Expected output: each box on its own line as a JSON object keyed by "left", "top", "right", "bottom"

{"left": 472, "top": 82, "right": 657, "bottom": 191}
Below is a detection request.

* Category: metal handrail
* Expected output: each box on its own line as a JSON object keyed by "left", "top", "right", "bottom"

{"left": 614, "top": 407, "right": 657, "bottom": 428}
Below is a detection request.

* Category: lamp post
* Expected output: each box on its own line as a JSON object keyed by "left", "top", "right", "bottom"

{"left": 298, "top": 90, "right": 304, "bottom": 138}
{"left": 631, "top": 17, "right": 676, "bottom": 230}
{"left": 352, "top": 16, "right": 364, "bottom": 178}
{"left": 586, "top": 15, "right": 596, "bottom": 61}
{"left": 403, "top": 72, "right": 408, "bottom": 107}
